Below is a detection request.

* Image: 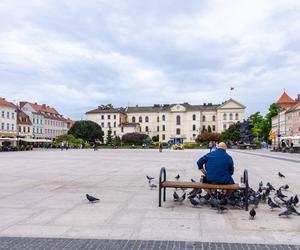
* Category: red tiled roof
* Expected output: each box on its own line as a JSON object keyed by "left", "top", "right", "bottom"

{"left": 20, "top": 101, "right": 59, "bottom": 115}
{"left": 0, "top": 97, "right": 16, "bottom": 108}
{"left": 286, "top": 102, "right": 300, "bottom": 113}
{"left": 277, "top": 92, "right": 295, "bottom": 104}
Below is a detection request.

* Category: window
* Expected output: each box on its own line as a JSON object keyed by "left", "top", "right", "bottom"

{"left": 202, "top": 115, "right": 205, "bottom": 122}
{"left": 108, "top": 115, "right": 110, "bottom": 120}
{"left": 139, "top": 116, "right": 142, "bottom": 123}
{"left": 19, "top": 126, "right": 21, "bottom": 132}
{"left": 23, "top": 126, "right": 26, "bottom": 132}
{"left": 6, "top": 123, "right": 9, "bottom": 130}
{"left": 212, "top": 125, "right": 216, "bottom": 131}
{"left": 157, "top": 126, "right": 159, "bottom": 132}
{"left": 229, "top": 113, "right": 233, "bottom": 120}
{"left": 101, "top": 115, "right": 104, "bottom": 119}
{"left": 176, "top": 128, "right": 180, "bottom": 135}
{"left": 162, "top": 125, "right": 166, "bottom": 131}
{"left": 113, "top": 121, "right": 116, "bottom": 127}
{"left": 113, "top": 131, "right": 116, "bottom": 136}
{"left": 157, "top": 116, "right": 159, "bottom": 122}
{"left": 202, "top": 125, "right": 205, "bottom": 131}
{"left": 145, "top": 116, "right": 149, "bottom": 123}
{"left": 223, "top": 124, "right": 227, "bottom": 130}
{"left": 223, "top": 114, "right": 227, "bottom": 120}
{"left": 132, "top": 117, "right": 136, "bottom": 123}
{"left": 192, "top": 114, "right": 196, "bottom": 121}
{"left": 1, "top": 111, "right": 4, "bottom": 118}
{"left": 33, "top": 127, "right": 35, "bottom": 133}
{"left": 7, "top": 112, "right": 9, "bottom": 119}
{"left": 235, "top": 113, "right": 239, "bottom": 120}
{"left": 212, "top": 115, "right": 216, "bottom": 122}
{"left": 162, "top": 134, "right": 165, "bottom": 140}
{"left": 192, "top": 125, "right": 196, "bottom": 131}
{"left": 121, "top": 127, "right": 124, "bottom": 132}
{"left": 28, "top": 127, "right": 30, "bottom": 133}
{"left": 12, "top": 112, "right": 15, "bottom": 119}
{"left": 11, "top": 124, "right": 14, "bottom": 131}
{"left": 114, "top": 115, "right": 116, "bottom": 119}
{"left": 107, "top": 122, "right": 111, "bottom": 127}
{"left": 33, "top": 118, "right": 35, "bottom": 124}
{"left": 1, "top": 123, "right": 4, "bottom": 130}
{"left": 101, "top": 122, "right": 104, "bottom": 127}
{"left": 145, "top": 126, "right": 149, "bottom": 132}
{"left": 162, "top": 115, "right": 165, "bottom": 121}
{"left": 176, "top": 115, "right": 181, "bottom": 125}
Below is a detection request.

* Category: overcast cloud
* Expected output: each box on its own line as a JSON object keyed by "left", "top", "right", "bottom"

{"left": 0, "top": 0, "right": 300, "bottom": 119}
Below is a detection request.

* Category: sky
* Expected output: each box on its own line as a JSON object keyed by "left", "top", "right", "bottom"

{"left": 0, "top": 0, "right": 300, "bottom": 120}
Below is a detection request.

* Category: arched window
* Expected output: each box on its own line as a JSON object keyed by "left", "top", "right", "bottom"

{"left": 145, "top": 116, "right": 149, "bottom": 123}
{"left": 162, "top": 125, "right": 166, "bottom": 131}
{"left": 235, "top": 113, "right": 239, "bottom": 120}
{"left": 223, "top": 114, "right": 227, "bottom": 120}
{"left": 132, "top": 117, "right": 136, "bottom": 123}
{"left": 113, "top": 121, "right": 116, "bottom": 127}
{"left": 229, "top": 113, "right": 233, "bottom": 120}
{"left": 162, "top": 115, "right": 165, "bottom": 121}
{"left": 176, "top": 128, "right": 181, "bottom": 135}
{"left": 139, "top": 116, "right": 142, "bottom": 123}
{"left": 212, "top": 115, "right": 216, "bottom": 122}
{"left": 176, "top": 115, "right": 181, "bottom": 125}
{"left": 192, "top": 125, "right": 196, "bottom": 131}
{"left": 202, "top": 115, "right": 206, "bottom": 122}
{"left": 192, "top": 114, "right": 196, "bottom": 121}
{"left": 157, "top": 126, "right": 159, "bottom": 132}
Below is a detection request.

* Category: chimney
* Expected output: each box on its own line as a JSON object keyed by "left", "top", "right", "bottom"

{"left": 35, "top": 102, "right": 37, "bottom": 105}
{"left": 296, "top": 94, "right": 300, "bottom": 102}
{"left": 42, "top": 104, "right": 46, "bottom": 108}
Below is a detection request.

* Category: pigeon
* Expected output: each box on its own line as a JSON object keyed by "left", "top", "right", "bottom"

{"left": 176, "top": 193, "right": 186, "bottom": 203}
{"left": 276, "top": 189, "right": 287, "bottom": 199}
{"left": 86, "top": 194, "right": 100, "bottom": 203}
{"left": 146, "top": 175, "right": 155, "bottom": 182}
{"left": 175, "top": 174, "right": 180, "bottom": 181}
{"left": 278, "top": 172, "right": 285, "bottom": 178}
{"left": 189, "top": 197, "right": 200, "bottom": 207}
{"left": 266, "top": 182, "right": 275, "bottom": 191}
{"left": 268, "top": 197, "right": 280, "bottom": 210}
{"left": 249, "top": 207, "right": 256, "bottom": 220}
{"left": 279, "top": 184, "right": 289, "bottom": 190}
{"left": 191, "top": 178, "right": 196, "bottom": 182}
{"left": 287, "top": 205, "right": 300, "bottom": 216}
{"left": 173, "top": 191, "right": 179, "bottom": 201}
{"left": 259, "top": 181, "right": 263, "bottom": 188}
{"left": 279, "top": 209, "right": 292, "bottom": 217}
{"left": 149, "top": 183, "right": 157, "bottom": 189}
{"left": 293, "top": 195, "right": 299, "bottom": 206}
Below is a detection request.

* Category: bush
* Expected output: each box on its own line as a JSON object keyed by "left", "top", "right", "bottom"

{"left": 152, "top": 135, "right": 159, "bottom": 142}
{"left": 183, "top": 143, "right": 198, "bottom": 149}
{"left": 122, "top": 132, "right": 148, "bottom": 145}
{"left": 195, "top": 132, "right": 222, "bottom": 143}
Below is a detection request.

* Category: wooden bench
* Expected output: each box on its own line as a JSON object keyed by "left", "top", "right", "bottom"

{"left": 158, "top": 167, "right": 250, "bottom": 211}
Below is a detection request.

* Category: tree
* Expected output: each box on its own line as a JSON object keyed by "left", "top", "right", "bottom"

{"left": 122, "top": 132, "right": 148, "bottom": 145}
{"left": 222, "top": 124, "right": 240, "bottom": 143}
{"left": 152, "top": 135, "right": 159, "bottom": 142}
{"left": 112, "top": 136, "right": 121, "bottom": 146}
{"left": 106, "top": 128, "right": 113, "bottom": 145}
{"left": 196, "top": 132, "right": 222, "bottom": 143}
{"left": 68, "top": 120, "right": 104, "bottom": 142}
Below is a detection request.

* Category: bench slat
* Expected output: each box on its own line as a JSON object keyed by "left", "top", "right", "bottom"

{"left": 160, "top": 181, "right": 242, "bottom": 190}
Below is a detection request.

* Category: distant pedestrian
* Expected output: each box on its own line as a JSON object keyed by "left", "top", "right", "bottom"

{"left": 159, "top": 143, "right": 163, "bottom": 153}
{"left": 208, "top": 141, "right": 213, "bottom": 152}
{"left": 61, "top": 142, "right": 65, "bottom": 151}
{"left": 93, "top": 143, "right": 97, "bottom": 151}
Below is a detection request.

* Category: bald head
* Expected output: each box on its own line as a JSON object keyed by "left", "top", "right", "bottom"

{"left": 218, "top": 142, "right": 227, "bottom": 150}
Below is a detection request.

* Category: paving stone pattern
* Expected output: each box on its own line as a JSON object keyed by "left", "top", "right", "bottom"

{"left": 0, "top": 237, "right": 299, "bottom": 250}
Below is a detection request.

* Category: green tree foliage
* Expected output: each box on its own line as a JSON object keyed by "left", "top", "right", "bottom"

{"left": 112, "top": 136, "right": 121, "bottom": 146}
{"left": 106, "top": 128, "right": 113, "bottom": 145}
{"left": 68, "top": 120, "right": 104, "bottom": 142}
{"left": 122, "top": 132, "right": 148, "bottom": 145}
{"left": 196, "top": 132, "right": 222, "bottom": 143}
{"left": 222, "top": 124, "right": 240, "bottom": 143}
{"left": 207, "top": 125, "right": 212, "bottom": 133}
{"left": 247, "top": 103, "right": 279, "bottom": 141}
{"left": 152, "top": 135, "right": 159, "bottom": 142}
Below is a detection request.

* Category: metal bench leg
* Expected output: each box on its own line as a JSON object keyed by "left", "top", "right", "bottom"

{"left": 159, "top": 186, "right": 162, "bottom": 207}
{"left": 163, "top": 187, "right": 166, "bottom": 201}
{"left": 158, "top": 167, "right": 166, "bottom": 207}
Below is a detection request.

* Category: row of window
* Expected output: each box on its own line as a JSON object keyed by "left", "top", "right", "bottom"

{"left": 18, "top": 126, "right": 30, "bottom": 133}
{"left": 1, "top": 123, "right": 15, "bottom": 131}
{"left": 139, "top": 124, "right": 217, "bottom": 133}
{"left": 101, "top": 114, "right": 117, "bottom": 120}
{"left": 223, "top": 113, "right": 239, "bottom": 121}
{"left": 101, "top": 122, "right": 117, "bottom": 128}
{"left": 1, "top": 111, "right": 15, "bottom": 119}
{"left": 44, "top": 129, "right": 65, "bottom": 135}
{"left": 45, "top": 120, "right": 65, "bottom": 127}
{"left": 33, "top": 127, "right": 43, "bottom": 134}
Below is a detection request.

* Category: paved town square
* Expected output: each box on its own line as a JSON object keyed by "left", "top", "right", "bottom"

{"left": 0, "top": 149, "right": 299, "bottom": 248}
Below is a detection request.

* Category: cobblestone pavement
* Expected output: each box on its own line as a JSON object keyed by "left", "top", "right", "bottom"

{"left": 0, "top": 237, "right": 299, "bottom": 250}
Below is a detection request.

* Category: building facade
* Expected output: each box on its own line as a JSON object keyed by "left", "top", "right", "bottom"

{"left": 0, "top": 98, "right": 17, "bottom": 147}
{"left": 86, "top": 99, "right": 246, "bottom": 143}
{"left": 17, "top": 109, "right": 33, "bottom": 139}
{"left": 271, "top": 92, "right": 300, "bottom": 146}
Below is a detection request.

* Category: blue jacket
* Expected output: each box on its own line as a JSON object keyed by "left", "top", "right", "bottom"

{"left": 197, "top": 149, "right": 234, "bottom": 184}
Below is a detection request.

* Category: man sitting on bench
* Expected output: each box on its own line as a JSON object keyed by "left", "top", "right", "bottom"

{"left": 197, "top": 142, "right": 234, "bottom": 193}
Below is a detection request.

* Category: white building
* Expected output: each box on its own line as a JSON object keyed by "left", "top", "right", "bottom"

{"left": 86, "top": 99, "right": 245, "bottom": 143}
{"left": 0, "top": 97, "right": 17, "bottom": 147}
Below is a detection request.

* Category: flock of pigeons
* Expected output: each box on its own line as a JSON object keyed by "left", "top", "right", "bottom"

{"left": 146, "top": 171, "right": 300, "bottom": 219}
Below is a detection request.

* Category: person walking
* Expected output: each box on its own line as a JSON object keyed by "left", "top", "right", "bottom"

{"left": 208, "top": 141, "right": 213, "bottom": 152}
{"left": 159, "top": 142, "right": 163, "bottom": 153}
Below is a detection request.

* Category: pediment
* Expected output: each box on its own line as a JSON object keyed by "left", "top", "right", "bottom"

{"left": 218, "top": 99, "right": 246, "bottom": 109}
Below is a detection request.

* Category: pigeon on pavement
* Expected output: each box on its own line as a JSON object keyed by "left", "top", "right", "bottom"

{"left": 249, "top": 207, "right": 256, "bottom": 220}
{"left": 278, "top": 172, "right": 285, "bottom": 178}
{"left": 268, "top": 197, "right": 280, "bottom": 210}
{"left": 149, "top": 183, "right": 157, "bottom": 190}
{"left": 189, "top": 197, "right": 200, "bottom": 207}
{"left": 279, "top": 184, "right": 289, "bottom": 190}
{"left": 175, "top": 174, "right": 180, "bottom": 181}
{"left": 146, "top": 175, "right": 155, "bottom": 182}
{"left": 293, "top": 195, "right": 299, "bottom": 206}
{"left": 173, "top": 191, "right": 179, "bottom": 201}
{"left": 86, "top": 194, "right": 100, "bottom": 203}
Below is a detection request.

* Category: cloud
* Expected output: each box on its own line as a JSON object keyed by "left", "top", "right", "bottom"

{"left": 0, "top": 0, "right": 300, "bottom": 119}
